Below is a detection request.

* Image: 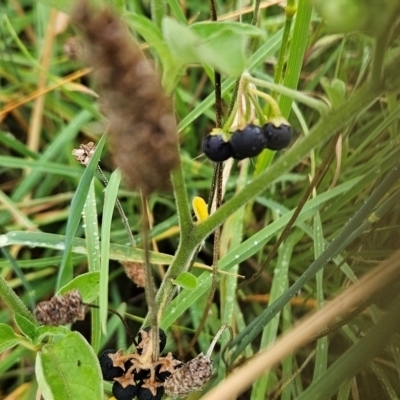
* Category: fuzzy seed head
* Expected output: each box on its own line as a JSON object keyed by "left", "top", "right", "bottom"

{"left": 72, "top": 2, "right": 179, "bottom": 195}
{"left": 164, "top": 353, "right": 213, "bottom": 397}
{"left": 34, "top": 289, "right": 87, "bottom": 326}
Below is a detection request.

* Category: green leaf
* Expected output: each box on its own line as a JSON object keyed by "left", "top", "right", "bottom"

{"left": 14, "top": 314, "right": 36, "bottom": 340}
{"left": 172, "top": 272, "right": 198, "bottom": 290}
{"left": 162, "top": 18, "right": 262, "bottom": 77}
{"left": 320, "top": 77, "right": 346, "bottom": 108}
{"left": 57, "top": 133, "right": 106, "bottom": 290}
{"left": 33, "top": 326, "right": 71, "bottom": 346}
{"left": 58, "top": 272, "right": 100, "bottom": 303}
{"left": 100, "top": 169, "right": 122, "bottom": 333}
{"left": 35, "top": 331, "right": 103, "bottom": 400}
{"left": 0, "top": 324, "right": 20, "bottom": 353}
{"left": 191, "top": 21, "right": 264, "bottom": 38}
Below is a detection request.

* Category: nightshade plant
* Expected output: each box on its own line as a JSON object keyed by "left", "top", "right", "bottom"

{"left": 1, "top": 0, "right": 400, "bottom": 399}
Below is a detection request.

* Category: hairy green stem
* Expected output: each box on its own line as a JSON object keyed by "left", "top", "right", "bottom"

{"left": 171, "top": 165, "right": 193, "bottom": 237}
{"left": 0, "top": 275, "right": 38, "bottom": 325}
{"left": 150, "top": 0, "right": 167, "bottom": 30}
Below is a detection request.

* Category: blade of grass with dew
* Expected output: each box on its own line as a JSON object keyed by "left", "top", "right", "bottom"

{"left": 160, "top": 175, "right": 361, "bottom": 329}
{"left": 83, "top": 180, "right": 101, "bottom": 353}
{"left": 312, "top": 211, "right": 328, "bottom": 381}
{"left": 230, "top": 161, "right": 400, "bottom": 358}
{"left": 0, "top": 248, "right": 35, "bottom": 310}
{"left": 0, "top": 190, "right": 36, "bottom": 230}
{"left": 255, "top": 0, "right": 312, "bottom": 174}
{"left": 11, "top": 110, "right": 93, "bottom": 202}
{"left": 0, "top": 157, "right": 82, "bottom": 178}
{"left": 100, "top": 168, "right": 121, "bottom": 333}
{"left": 0, "top": 130, "right": 39, "bottom": 159}
{"left": 279, "top": 0, "right": 312, "bottom": 118}
{"left": 251, "top": 232, "right": 300, "bottom": 400}
{"left": 0, "top": 231, "right": 214, "bottom": 270}
{"left": 296, "top": 293, "right": 400, "bottom": 400}
{"left": 281, "top": 297, "right": 295, "bottom": 400}
{"left": 218, "top": 160, "right": 248, "bottom": 376}
{"left": 370, "top": 362, "right": 399, "bottom": 399}
{"left": 56, "top": 133, "right": 106, "bottom": 290}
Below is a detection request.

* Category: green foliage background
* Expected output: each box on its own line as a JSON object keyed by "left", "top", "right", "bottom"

{"left": 1, "top": 0, "right": 400, "bottom": 399}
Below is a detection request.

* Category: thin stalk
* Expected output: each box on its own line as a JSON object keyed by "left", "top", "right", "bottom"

{"left": 247, "top": 76, "right": 329, "bottom": 115}
{"left": 97, "top": 166, "right": 136, "bottom": 247}
{"left": 140, "top": 193, "right": 159, "bottom": 361}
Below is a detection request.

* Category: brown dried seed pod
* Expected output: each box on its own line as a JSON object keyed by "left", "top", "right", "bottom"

{"left": 71, "top": 1, "right": 179, "bottom": 195}
{"left": 34, "top": 289, "right": 87, "bottom": 326}
{"left": 121, "top": 261, "right": 146, "bottom": 288}
{"left": 72, "top": 141, "right": 96, "bottom": 166}
{"left": 164, "top": 353, "right": 213, "bottom": 397}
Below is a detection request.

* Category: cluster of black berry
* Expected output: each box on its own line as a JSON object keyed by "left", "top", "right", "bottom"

{"left": 202, "top": 122, "right": 292, "bottom": 162}
{"left": 99, "top": 327, "right": 182, "bottom": 400}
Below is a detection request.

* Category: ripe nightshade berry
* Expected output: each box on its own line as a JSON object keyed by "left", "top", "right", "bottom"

{"left": 99, "top": 349, "right": 124, "bottom": 381}
{"left": 135, "top": 368, "right": 150, "bottom": 380}
{"left": 230, "top": 124, "right": 266, "bottom": 160}
{"left": 262, "top": 123, "right": 292, "bottom": 150}
{"left": 137, "top": 386, "right": 164, "bottom": 400}
{"left": 112, "top": 381, "right": 138, "bottom": 400}
{"left": 202, "top": 135, "right": 233, "bottom": 162}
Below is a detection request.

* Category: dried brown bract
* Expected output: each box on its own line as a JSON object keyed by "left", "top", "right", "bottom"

{"left": 72, "top": 141, "right": 96, "bottom": 166}
{"left": 164, "top": 353, "right": 213, "bottom": 397}
{"left": 34, "top": 289, "right": 87, "bottom": 326}
{"left": 121, "top": 261, "right": 146, "bottom": 287}
{"left": 72, "top": 1, "right": 179, "bottom": 195}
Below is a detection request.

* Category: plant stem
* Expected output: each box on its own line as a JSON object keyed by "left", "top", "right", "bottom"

{"left": 193, "top": 79, "right": 384, "bottom": 244}
{"left": 0, "top": 275, "right": 38, "bottom": 325}
{"left": 170, "top": 165, "right": 193, "bottom": 237}
{"left": 150, "top": 0, "right": 166, "bottom": 30}
{"left": 248, "top": 77, "right": 329, "bottom": 114}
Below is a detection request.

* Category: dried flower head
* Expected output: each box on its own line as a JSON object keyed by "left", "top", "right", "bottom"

{"left": 34, "top": 289, "right": 87, "bottom": 326}
{"left": 63, "top": 36, "right": 83, "bottom": 61}
{"left": 72, "top": 1, "right": 179, "bottom": 195}
{"left": 164, "top": 353, "right": 213, "bottom": 397}
{"left": 72, "top": 141, "right": 96, "bottom": 166}
{"left": 121, "top": 261, "right": 146, "bottom": 288}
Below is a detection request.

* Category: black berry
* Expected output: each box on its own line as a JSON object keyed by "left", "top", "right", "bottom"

{"left": 230, "top": 124, "right": 266, "bottom": 160}
{"left": 137, "top": 386, "right": 164, "bottom": 400}
{"left": 112, "top": 381, "right": 138, "bottom": 400}
{"left": 135, "top": 368, "right": 150, "bottom": 381}
{"left": 202, "top": 135, "right": 233, "bottom": 162}
{"left": 99, "top": 349, "right": 124, "bottom": 381}
{"left": 262, "top": 123, "right": 292, "bottom": 150}
{"left": 155, "top": 365, "right": 171, "bottom": 382}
